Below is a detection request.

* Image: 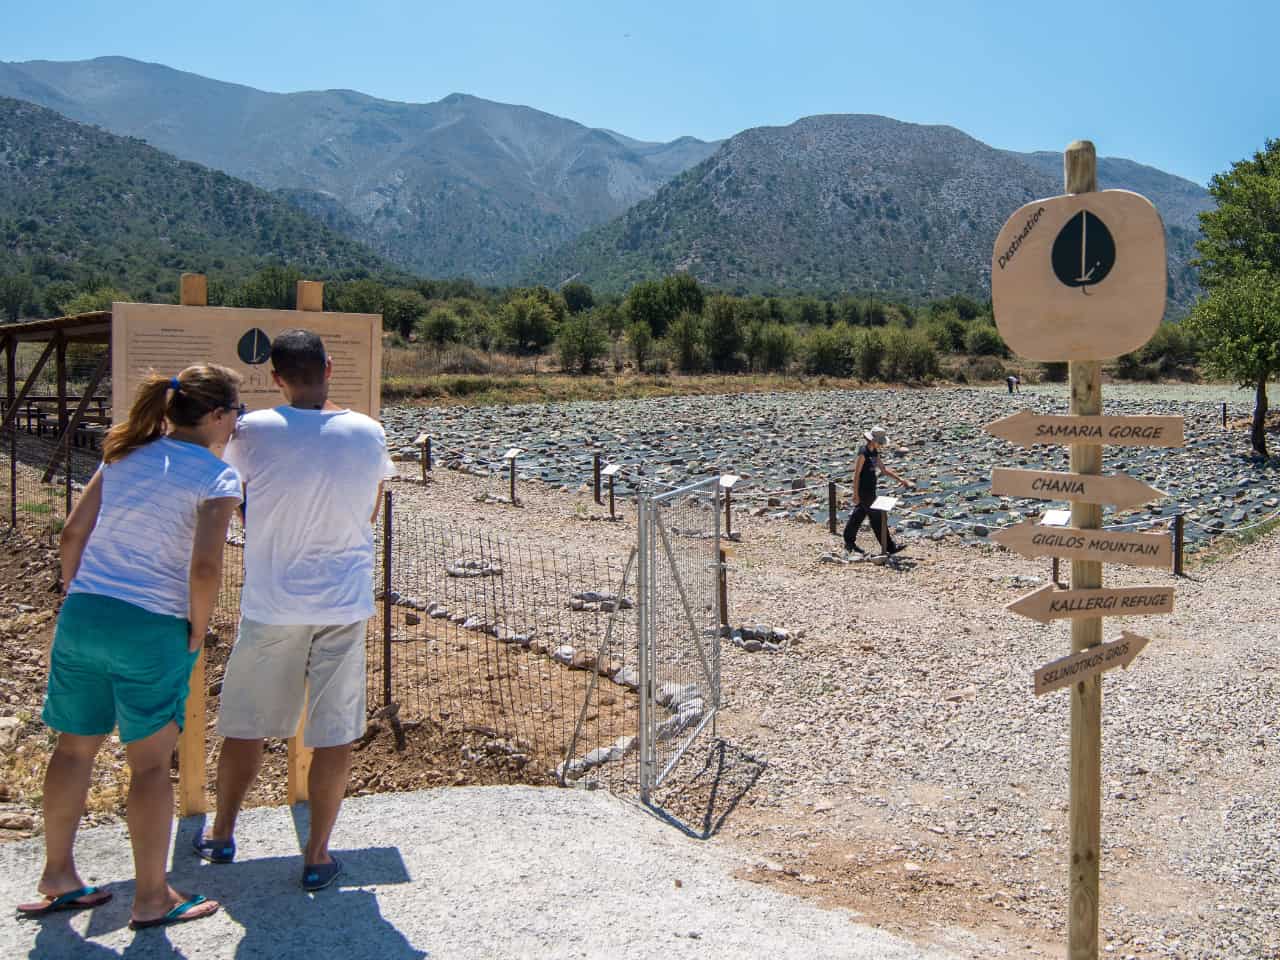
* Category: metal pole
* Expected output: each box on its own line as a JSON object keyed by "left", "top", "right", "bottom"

{"left": 637, "top": 497, "right": 650, "bottom": 804}
{"left": 828, "top": 481, "right": 838, "bottom": 535}
{"left": 1173, "top": 513, "right": 1184, "bottom": 577}
{"left": 382, "top": 488, "right": 393, "bottom": 707}
{"left": 593, "top": 452, "right": 602, "bottom": 505}
{"left": 718, "top": 548, "right": 728, "bottom": 629}
{"left": 6, "top": 340, "right": 15, "bottom": 527}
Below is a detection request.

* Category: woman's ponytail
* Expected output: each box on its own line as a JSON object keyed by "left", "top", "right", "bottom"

{"left": 102, "top": 373, "right": 172, "bottom": 463}
{"left": 102, "top": 364, "right": 240, "bottom": 464}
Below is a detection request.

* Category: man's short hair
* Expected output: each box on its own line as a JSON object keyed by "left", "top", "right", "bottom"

{"left": 271, "top": 329, "right": 327, "bottom": 386}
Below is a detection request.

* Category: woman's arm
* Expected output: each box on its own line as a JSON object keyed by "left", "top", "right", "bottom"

{"left": 882, "top": 463, "right": 915, "bottom": 487}
{"left": 851, "top": 454, "right": 865, "bottom": 504}
{"left": 60, "top": 471, "right": 104, "bottom": 590}
{"left": 188, "top": 497, "right": 240, "bottom": 653}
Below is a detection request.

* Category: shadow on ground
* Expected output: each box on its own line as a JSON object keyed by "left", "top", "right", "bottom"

{"left": 648, "top": 738, "right": 767, "bottom": 840}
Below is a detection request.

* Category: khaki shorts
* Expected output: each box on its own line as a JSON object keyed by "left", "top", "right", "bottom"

{"left": 217, "top": 618, "right": 367, "bottom": 749}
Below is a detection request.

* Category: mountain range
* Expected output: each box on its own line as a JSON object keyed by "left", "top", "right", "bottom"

{"left": 0, "top": 56, "right": 1212, "bottom": 307}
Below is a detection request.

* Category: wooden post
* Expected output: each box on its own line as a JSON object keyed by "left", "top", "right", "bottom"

{"left": 382, "top": 488, "right": 393, "bottom": 707}
{"left": 1173, "top": 513, "right": 1185, "bottom": 577}
{"left": 1221, "top": 402, "right": 1227, "bottom": 429}
{"left": 877, "top": 507, "right": 889, "bottom": 556}
{"left": 1053, "top": 556, "right": 1061, "bottom": 586}
{"left": 55, "top": 333, "right": 69, "bottom": 514}
{"left": 176, "top": 273, "right": 209, "bottom": 817}
{"left": 179, "top": 273, "right": 207, "bottom": 307}
{"left": 5, "top": 340, "right": 14, "bottom": 527}
{"left": 724, "top": 487, "right": 733, "bottom": 539}
{"left": 425, "top": 436, "right": 432, "bottom": 472}
{"left": 1065, "top": 140, "right": 1103, "bottom": 960}
{"left": 828, "top": 481, "right": 838, "bottom": 535}
{"left": 608, "top": 472, "right": 616, "bottom": 520}
{"left": 296, "top": 280, "right": 324, "bottom": 312}
{"left": 593, "top": 452, "right": 602, "bottom": 505}
{"left": 286, "top": 702, "right": 312, "bottom": 805}
{"left": 717, "top": 548, "right": 729, "bottom": 628}
{"left": 509, "top": 455, "right": 518, "bottom": 504}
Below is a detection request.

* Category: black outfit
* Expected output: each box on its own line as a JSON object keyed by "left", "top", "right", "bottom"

{"left": 843, "top": 443, "right": 897, "bottom": 552}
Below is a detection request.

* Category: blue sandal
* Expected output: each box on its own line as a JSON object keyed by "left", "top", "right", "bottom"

{"left": 129, "top": 894, "right": 218, "bottom": 930}
{"left": 16, "top": 885, "right": 112, "bottom": 917}
{"left": 301, "top": 856, "right": 343, "bottom": 892}
{"left": 192, "top": 833, "right": 236, "bottom": 864}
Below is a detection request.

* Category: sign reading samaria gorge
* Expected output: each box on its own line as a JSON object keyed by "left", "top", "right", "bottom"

{"left": 991, "top": 190, "right": 1167, "bottom": 361}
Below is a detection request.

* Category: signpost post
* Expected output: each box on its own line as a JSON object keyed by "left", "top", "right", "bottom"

{"left": 870, "top": 495, "right": 899, "bottom": 559}
{"left": 989, "top": 141, "right": 1182, "bottom": 960}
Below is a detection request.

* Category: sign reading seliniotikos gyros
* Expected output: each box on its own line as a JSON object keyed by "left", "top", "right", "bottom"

{"left": 991, "top": 190, "right": 1167, "bottom": 362}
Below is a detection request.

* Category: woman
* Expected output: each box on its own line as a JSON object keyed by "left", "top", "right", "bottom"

{"left": 17, "top": 365, "right": 244, "bottom": 930}
{"left": 843, "top": 425, "right": 914, "bottom": 555}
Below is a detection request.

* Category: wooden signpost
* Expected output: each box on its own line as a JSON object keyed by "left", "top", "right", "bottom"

{"left": 1033, "top": 631, "right": 1150, "bottom": 696}
{"left": 1008, "top": 584, "right": 1175, "bottom": 624}
{"left": 988, "top": 142, "right": 1183, "bottom": 960}
{"left": 984, "top": 411, "right": 1184, "bottom": 449}
{"left": 991, "top": 467, "right": 1164, "bottom": 510}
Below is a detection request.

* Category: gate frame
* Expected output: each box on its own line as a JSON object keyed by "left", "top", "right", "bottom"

{"left": 637, "top": 476, "right": 722, "bottom": 804}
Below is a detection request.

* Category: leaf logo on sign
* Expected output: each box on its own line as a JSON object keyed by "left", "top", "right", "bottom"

{"left": 1051, "top": 211, "right": 1115, "bottom": 293}
{"left": 237, "top": 328, "right": 271, "bottom": 365}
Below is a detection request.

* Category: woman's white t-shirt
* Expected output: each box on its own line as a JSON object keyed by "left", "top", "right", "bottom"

{"left": 69, "top": 437, "right": 243, "bottom": 619}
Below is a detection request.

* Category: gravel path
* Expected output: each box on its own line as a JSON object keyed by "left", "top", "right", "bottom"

{"left": 0, "top": 786, "right": 963, "bottom": 960}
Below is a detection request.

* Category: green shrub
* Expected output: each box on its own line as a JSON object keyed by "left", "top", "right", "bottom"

{"left": 626, "top": 321, "right": 653, "bottom": 370}
{"left": 964, "top": 324, "right": 1007, "bottom": 357}
{"left": 882, "top": 328, "right": 938, "bottom": 381}
{"left": 666, "top": 312, "right": 704, "bottom": 373}
{"left": 758, "top": 323, "right": 798, "bottom": 373}
{"left": 855, "top": 328, "right": 886, "bottom": 380}
{"left": 556, "top": 313, "right": 608, "bottom": 374}
{"left": 418, "top": 306, "right": 460, "bottom": 345}
{"left": 803, "top": 323, "right": 856, "bottom": 376}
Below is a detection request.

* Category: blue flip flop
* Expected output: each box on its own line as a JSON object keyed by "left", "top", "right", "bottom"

{"left": 17, "top": 885, "right": 112, "bottom": 917}
{"left": 129, "top": 894, "right": 218, "bottom": 930}
{"left": 192, "top": 833, "right": 236, "bottom": 864}
{"left": 301, "top": 856, "right": 343, "bottom": 892}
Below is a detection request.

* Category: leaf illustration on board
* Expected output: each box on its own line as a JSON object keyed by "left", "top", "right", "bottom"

{"left": 237, "top": 328, "right": 271, "bottom": 365}
{"left": 1051, "top": 211, "right": 1116, "bottom": 292}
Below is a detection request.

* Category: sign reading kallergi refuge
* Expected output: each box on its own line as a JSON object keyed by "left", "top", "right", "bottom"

{"left": 111, "top": 303, "right": 382, "bottom": 418}
{"left": 991, "top": 190, "right": 1167, "bottom": 361}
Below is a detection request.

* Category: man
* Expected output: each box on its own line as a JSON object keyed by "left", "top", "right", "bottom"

{"left": 843, "top": 425, "right": 914, "bottom": 556}
{"left": 196, "top": 329, "right": 393, "bottom": 891}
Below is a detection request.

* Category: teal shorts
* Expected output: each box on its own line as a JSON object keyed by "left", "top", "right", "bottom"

{"left": 42, "top": 593, "right": 198, "bottom": 744}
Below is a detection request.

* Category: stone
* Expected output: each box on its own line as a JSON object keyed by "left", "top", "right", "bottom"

{"left": 0, "top": 813, "right": 34, "bottom": 831}
{"left": 404, "top": 613, "right": 422, "bottom": 626}
{"left": 0, "top": 717, "right": 19, "bottom": 752}
{"left": 552, "top": 645, "right": 576, "bottom": 666}
{"left": 743, "top": 640, "right": 763, "bottom": 653}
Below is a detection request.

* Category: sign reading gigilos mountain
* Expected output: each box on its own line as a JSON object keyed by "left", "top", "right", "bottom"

{"left": 1007, "top": 583, "right": 1175, "bottom": 624}
{"left": 991, "top": 467, "right": 1165, "bottom": 510}
{"left": 984, "top": 411, "right": 1184, "bottom": 449}
{"left": 991, "top": 519, "right": 1172, "bottom": 569}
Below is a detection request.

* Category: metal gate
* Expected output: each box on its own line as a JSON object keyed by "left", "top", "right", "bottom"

{"left": 637, "top": 477, "right": 722, "bottom": 803}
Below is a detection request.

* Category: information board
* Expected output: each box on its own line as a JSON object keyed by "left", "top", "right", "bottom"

{"left": 111, "top": 303, "right": 382, "bottom": 419}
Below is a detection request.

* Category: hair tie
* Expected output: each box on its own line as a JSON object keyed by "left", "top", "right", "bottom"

{"left": 169, "top": 376, "right": 182, "bottom": 393}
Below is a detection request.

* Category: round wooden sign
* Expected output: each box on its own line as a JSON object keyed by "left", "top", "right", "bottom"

{"left": 991, "top": 190, "right": 1166, "bottom": 362}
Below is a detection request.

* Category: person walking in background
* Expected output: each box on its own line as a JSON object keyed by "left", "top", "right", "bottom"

{"left": 19, "top": 366, "right": 243, "bottom": 929}
{"left": 197, "top": 329, "right": 393, "bottom": 892}
{"left": 843, "top": 425, "right": 914, "bottom": 556}
{"left": 1006, "top": 374, "right": 1018, "bottom": 395}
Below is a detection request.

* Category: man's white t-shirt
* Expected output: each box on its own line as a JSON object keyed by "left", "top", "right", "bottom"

{"left": 224, "top": 406, "right": 395, "bottom": 625}
{"left": 70, "top": 437, "right": 243, "bottom": 619}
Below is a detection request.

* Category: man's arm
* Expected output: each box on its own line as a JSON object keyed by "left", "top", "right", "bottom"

{"left": 60, "top": 471, "right": 103, "bottom": 589}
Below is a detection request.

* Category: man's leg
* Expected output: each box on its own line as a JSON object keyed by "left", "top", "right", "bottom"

{"left": 303, "top": 743, "right": 354, "bottom": 865}
{"left": 34, "top": 733, "right": 105, "bottom": 898}
{"left": 208, "top": 738, "right": 265, "bottom": 842}
{"left": 843, "top": 504, "right": 868, "bottom": 551}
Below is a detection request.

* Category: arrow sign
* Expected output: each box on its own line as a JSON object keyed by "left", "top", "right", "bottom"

{"left": 991, "top": 519, "right": 1172, "bottom": 569}
{"left": 991, "top": 467, "right": 1164, "bottom": 510}
{"left": 984, "top": 411, "right": 1184, "bottom": 449}
{"left": 1008, "top": 584, "right": 1175, "bottom": 624}
{"left": 1034, "top": 631, "right": 1151, "bottom": 696}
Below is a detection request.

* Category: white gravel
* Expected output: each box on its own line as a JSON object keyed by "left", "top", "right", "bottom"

{"left": 0, "top": 786, "right": 967, "bottom": 959}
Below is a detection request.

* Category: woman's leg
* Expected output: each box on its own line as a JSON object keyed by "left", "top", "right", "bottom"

{"left": 124, "top": 721, "right": 218, "bottom": 924}
{"left": 843, "top": 504, "right": 868, "bottom": 551}
{"left": 30, "top": 733, "right": 106, "bottom": 901}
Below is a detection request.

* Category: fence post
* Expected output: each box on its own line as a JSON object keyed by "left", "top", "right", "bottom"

{"left": 1222, "top": 402, "right": 1227, "bottom": 429}
{"left": 718, "top": 548, "right": 729, "bottom": 629}
{"left": 608, "top": 472, "right": 616, "bottom": 521}
{"left": 593, "top": 451, "right": 602, "bottom": 505}
{"left": 416, "top": 433, "right": 430, "bottom": 483}
{"left": 56, "top": 333, "right": 70, "bottom": 515}
{"left": 724, "top": 487, "right": 733, "bottom": 539}
{"left": 504, "top": 448, "right": 522, "bottom": 505}
{"left": 383, "top": 488, "right": 393, "bottom": 707}
{"left": 425, "top": 436, "right": 432, "bottom": 472}
{"left": 637, "top": 497, "right": 651, "bottom": 804}
{"left": 6, "top": 340, "right": 14, "bottom": 527}
{"left": 1173, "top": 513, "right": 1185, "bottom": 577}
{"left": 828, "top": 481, "right": 838, "bottom": 535}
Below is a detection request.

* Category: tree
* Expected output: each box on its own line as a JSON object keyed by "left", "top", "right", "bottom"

{"left": 624, "top": 280, "right": 671, "bottom": 337}
{"left": 382, "top": 289, "right": 428, "bottom": 338}
{"left": 758, "top": 323, "right": 798, "bottom": 373}
{"left": 0, "top": 275, "right": 34, "bottom": 322}
{"left": 666, "top": 312, "right": 704, "bottom": 373}
{"left": 1186, "top": 271, "right": 1280, "bottom": 456}
{"left": 561, "top": 280, "right": 595, "bottom": 314}
{"left": 557, "top": 313, "right": 608, "bottom": 374}
{"left": 331, "top": 278, "right": 387, "bottom": 317}
{"left": 627, "top": 321, "right": 653, "bottom": 371}
{"left": 964, "top": 324, "right": 1007, "bottom": 357}
{"left": 1193, "top": 139, "right": 1280, "bottom": 286}
{"left": 500, "top": 295, "right": 556, "bottom": 354}
{"left": 419, "top": 306, "right": 461, "bottom": 346}
{"left": 236, "top": 265, "right": 302, "bottom": 309}
{"left": 41, "top": 280, "right": 78, "bottom": 317}
{"left": 703, "top": 296, "right": 743, "bottom": 372}
{"left": 662, "top": 273, "right": 705, "bottom": 319}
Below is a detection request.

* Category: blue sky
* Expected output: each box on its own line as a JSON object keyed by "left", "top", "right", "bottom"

{"left": 4, "top": 0, "right": 1275, "bottom": 185}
